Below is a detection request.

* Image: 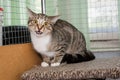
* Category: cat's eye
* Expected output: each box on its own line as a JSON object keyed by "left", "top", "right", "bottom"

{"left": 44, "top": 22, "right": 48, "bottom": 26}
{"left": 32, "top": 20, "right": 37, "bottom": 24}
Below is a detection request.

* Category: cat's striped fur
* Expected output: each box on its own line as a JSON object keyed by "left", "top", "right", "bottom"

{"left": 27, "top": 8, "right": 95, "bottom": 67}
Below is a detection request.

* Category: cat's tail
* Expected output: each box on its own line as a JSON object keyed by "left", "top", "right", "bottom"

{"left": 61, "top": 50, "right": 95, "bottom": 64}
{"left": 83, "top": 50, "right": 95, "bottom": 61}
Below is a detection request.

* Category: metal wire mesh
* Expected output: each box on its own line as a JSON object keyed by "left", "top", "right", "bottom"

{"left": 0, "top": 0, "right": 120, "bottom": 52}
{"left": 88, "top": 0, "right": 120, "bottom": 51}
{"left": 2, "top": 26, "right": 30, "bottom": 45}
{"left": 46, "top": 0, "right": 120, "bottom": 52}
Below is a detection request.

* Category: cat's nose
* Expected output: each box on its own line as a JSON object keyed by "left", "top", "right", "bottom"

{"left": 35, "top": 31, "right": 43, "bottom": 34}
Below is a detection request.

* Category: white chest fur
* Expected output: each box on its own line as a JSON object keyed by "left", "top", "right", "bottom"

{"left": 31, "top": 34, "right": 55, "bottom": 57}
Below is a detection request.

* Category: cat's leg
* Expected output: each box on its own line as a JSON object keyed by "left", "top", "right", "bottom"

{"left": 41, "top": 55, "right": 51, "bottom": 67}
{"left": 50, "top": 53, "right": 64, "bottom": 67}
{"left": 41, "top": 62, "right": 49, "bottom": 67}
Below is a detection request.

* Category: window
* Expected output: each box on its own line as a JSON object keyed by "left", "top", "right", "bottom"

{"left": 88, "top": 0, "right": 120, "bottom": 51}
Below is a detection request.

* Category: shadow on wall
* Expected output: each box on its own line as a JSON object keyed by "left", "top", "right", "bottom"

{"left": 94, "top": 51, "right": 120, "bottom": 58}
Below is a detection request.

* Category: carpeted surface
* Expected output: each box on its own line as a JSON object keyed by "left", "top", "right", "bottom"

{"left": 21, "top": 57, "right": 120, "bottom": 80}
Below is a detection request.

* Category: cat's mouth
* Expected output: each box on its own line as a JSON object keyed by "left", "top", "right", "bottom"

{"left": 35, "top": 31, "right": 43, "bottom": 34}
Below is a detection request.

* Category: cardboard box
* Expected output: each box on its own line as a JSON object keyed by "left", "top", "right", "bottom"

{"left": 0, "top": 43, "right": 41, "bottom": 80}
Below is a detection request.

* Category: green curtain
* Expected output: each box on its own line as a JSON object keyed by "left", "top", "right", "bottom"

{"left": 1, "top": 0, "right": 38, "bottom": 26}
{"left": 46, "top": 0, "right": 90, "bottom": 49}
{"left": 3, "top": 0, "right": 11, "bottom": 26}
{"left": 11, "top": 0, "right": 21, "bottom": 25}
{"left": 46, "top": 0, "right": 58, "bottom": 15}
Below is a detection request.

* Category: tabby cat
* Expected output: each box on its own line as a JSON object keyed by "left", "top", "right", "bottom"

{"left": 27, "top": 8, "right": 95, "bottom": 67}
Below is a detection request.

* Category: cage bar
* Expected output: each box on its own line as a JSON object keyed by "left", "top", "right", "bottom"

{"left": 41, "top": 0, "right": 46, "bottom": 14}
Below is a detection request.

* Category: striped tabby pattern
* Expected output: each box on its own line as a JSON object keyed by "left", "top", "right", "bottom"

{"left": 27, "top": 8, "right": 95, "bottom": 67}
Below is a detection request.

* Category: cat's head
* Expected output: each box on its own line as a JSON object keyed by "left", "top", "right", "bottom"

{"left": 27, "top": 8, "right": 60, "bottom": 36}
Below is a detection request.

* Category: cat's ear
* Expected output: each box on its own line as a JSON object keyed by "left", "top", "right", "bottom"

{"left": 48, "top": 15, "right": 60, "bottom": 24}
{"left": 27, "top": 7, "right": 36, "bottom": 18}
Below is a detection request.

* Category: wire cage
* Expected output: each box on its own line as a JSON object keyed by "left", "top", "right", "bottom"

{"left": 0, "top": 0, "right": 120, "bottom": 52}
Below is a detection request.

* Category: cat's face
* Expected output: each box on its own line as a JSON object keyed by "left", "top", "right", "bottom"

{"left": 27, "top": 8, "right": 60, "bottom": 36}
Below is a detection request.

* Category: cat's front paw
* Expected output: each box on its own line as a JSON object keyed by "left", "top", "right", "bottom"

{"left": 41, "top": 62, "right": 49, "bottom": 67}
{"left": 51, "top": 62, "right": 60, "bottom": 67}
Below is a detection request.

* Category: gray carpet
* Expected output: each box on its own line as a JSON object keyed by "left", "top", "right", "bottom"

{"left": 21, "top": 57, "right": 120, "bottom": 80}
